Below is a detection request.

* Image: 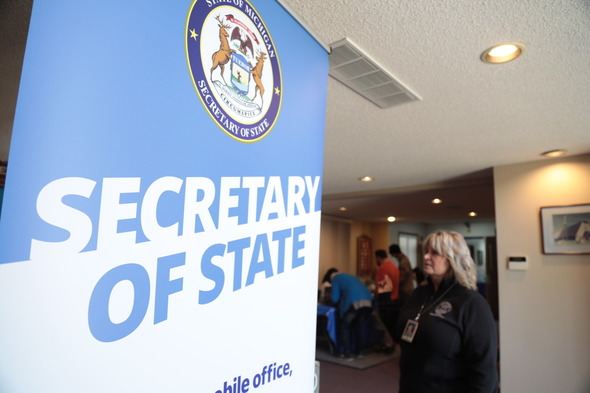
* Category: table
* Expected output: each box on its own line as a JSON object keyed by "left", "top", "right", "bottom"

{"left": 317, "top": 304, "right": 338, "bottom": 353}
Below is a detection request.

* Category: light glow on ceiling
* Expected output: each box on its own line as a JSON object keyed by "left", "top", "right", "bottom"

{"left": 481, "top": 43, "right": 525, "bottom": 64}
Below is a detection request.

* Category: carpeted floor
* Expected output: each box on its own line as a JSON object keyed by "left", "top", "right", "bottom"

{"left": 315, "top": 345, "right": 399, "bottom": 370}
{"left": 315, "top": 316, "right": 400, "bottom": 392}
{"left": 316, "top": 348, "right": 400, "bottom": 393}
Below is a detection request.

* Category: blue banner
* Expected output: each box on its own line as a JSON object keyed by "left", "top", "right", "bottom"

{"left": 0, "top": 1, "right": 328, "bottom": 392}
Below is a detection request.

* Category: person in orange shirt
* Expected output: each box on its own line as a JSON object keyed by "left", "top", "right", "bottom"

{"left": 374, "top": 249, "right": 400, "bottom": 353}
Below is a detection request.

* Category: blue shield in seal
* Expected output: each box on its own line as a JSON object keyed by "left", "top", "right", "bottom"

{"left": 230, "top": 52, "right": 251, "bottom": 95}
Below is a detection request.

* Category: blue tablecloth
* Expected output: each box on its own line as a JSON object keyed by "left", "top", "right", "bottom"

{"left": 317, "top": 304, "right": 337, "bottom": 346}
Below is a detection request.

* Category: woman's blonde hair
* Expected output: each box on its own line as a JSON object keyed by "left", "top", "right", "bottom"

{"left": 423, "top": 230, "right": 477, "bottom": 290}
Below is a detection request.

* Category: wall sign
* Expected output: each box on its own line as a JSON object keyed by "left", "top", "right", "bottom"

{"left": 357, "top": 235, "right": 373, "bottom": 276}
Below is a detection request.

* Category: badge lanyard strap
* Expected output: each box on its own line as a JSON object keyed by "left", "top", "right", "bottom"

{"left": 415, "top": 282, "right": 457, "bottom": 321}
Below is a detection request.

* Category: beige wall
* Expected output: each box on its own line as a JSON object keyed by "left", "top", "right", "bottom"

{"left": 318, "top": 216, "right": 351, "bottom": 286}
{"left": 318, "top": 217, "right": 388, "bottom": 286}
{"left": 494, "top": 154, "right": 590, "bottom": 393}
{"left": 319, "top": 154, "right": 590, "bottom": 392}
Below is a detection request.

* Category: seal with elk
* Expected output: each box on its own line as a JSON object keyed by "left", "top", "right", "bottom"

{"left": 250, "top": 51, "right": 267, "bottom": 107}
{"left": 186, "top": 0, "right": 282, "bottom": 142}
{"left": 210, "top": 14, "right": 235, "bottom": 86}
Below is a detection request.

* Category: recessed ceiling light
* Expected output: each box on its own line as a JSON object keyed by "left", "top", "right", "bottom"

{"left": 481, "top": 43, "right": 525, "bottom": 64}
{"left": 359, "top": 176, "right": 374, "bottom": 182}
{"left": 387, "top": 216, "right": 396, "bottom": 222}
{"left": 432, "top": 198, "right": 442, "bottom": 204}
{"left": 339, "top": 206, "right": 348, "bottom": 211}
{"left": 541, "top": 149, "right": 567, "bottom": 158}
{"left": 469, "top": 211, "right": 478, "bottom": 217}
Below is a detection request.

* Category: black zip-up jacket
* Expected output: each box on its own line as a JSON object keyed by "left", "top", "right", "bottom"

{"left": 396, "top": 277, "right": 498, "bottom": 393}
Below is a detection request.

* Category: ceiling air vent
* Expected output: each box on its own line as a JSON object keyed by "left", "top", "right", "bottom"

{"left": 329, "top": 38, "right": 421, "bottom": 109}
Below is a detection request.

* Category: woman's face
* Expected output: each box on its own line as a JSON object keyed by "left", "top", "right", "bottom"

{"left": 423, "top": 247, "right": 451, "bottom": 279}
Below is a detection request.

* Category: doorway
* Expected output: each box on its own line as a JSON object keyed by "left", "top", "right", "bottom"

{"left": 398, "top": 232, "right": 419, "bottom": 269}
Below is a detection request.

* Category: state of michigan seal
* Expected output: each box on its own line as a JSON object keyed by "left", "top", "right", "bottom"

{"left": 186, "top": 0, "right": 282, "bottom": 142}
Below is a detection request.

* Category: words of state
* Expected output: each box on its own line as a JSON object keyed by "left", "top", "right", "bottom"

{"left": 29, "top": 175, "right": 321, "bottom": 342}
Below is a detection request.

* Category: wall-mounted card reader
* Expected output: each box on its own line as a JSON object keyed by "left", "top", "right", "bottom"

{"left": 508, "top": 256, "right": 528, "bottom": 270}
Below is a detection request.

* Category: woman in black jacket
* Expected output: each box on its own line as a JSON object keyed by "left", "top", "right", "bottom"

{"left": 396, "top": 231, "right": 498, "bottom": 393}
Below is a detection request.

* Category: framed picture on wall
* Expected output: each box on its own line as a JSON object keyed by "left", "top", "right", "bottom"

{"left": 540, "top": 203, "right": 590, "bottom": 254}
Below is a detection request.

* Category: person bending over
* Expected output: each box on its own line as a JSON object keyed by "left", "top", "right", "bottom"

{"left": 329, "top": 271, "right": 373, "bottom": 360}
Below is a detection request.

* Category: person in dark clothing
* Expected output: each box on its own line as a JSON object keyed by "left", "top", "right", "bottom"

{"left": 412, "top": 266, "right": 425, "bottom": 286}
{"left": 389, "top": 244, "right": 415, "bottom": 307}
{"left": 396, "top": 230, "right": 498, "bottom": 393}
{"left": 319, "top": 267, "right": 338, "bottom": 304}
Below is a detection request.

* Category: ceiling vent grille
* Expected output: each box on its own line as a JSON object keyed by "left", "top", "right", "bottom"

{"left": 329, "top": 38, "right": 421, "bottom": 109}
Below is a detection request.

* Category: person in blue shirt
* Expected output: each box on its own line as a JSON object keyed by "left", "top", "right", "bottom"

{"left": 329, "top": 271, "right": 373, "bottom": 359}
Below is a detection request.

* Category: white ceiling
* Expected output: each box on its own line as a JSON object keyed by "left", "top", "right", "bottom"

{"left": 283, "top": 0, "right": 590, "bottom": 222}
{"left": 2, "top": 1, "right": 589, "bottom": 223}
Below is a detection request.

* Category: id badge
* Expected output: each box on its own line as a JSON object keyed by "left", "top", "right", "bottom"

{"left": 401, "top": 319, "right": 419, "bottom": 343}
